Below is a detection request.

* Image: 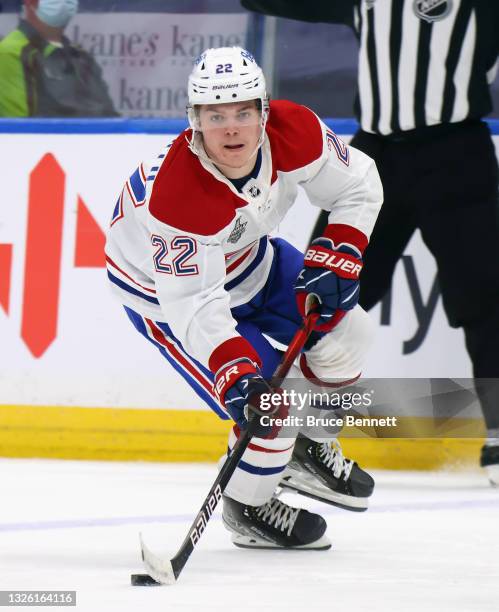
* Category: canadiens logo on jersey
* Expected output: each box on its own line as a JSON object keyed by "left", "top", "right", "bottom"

{"left": 413, "top": 0, "right": 453, "bottom": 22}
{"left": 227, "top": 217, "right": 248, "bottom": 244}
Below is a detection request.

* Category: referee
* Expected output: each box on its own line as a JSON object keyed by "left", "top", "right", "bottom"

{"left": 242, "top": 0, "right": 499, "bottom": 483}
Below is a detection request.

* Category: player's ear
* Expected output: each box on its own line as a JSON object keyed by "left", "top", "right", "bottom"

{"left": 187, "top": 104, "right": 202, "bottom": 133}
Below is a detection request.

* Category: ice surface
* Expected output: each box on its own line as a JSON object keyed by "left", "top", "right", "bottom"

{"left": 1, "top": 459, "right": 498, "bottom": 612}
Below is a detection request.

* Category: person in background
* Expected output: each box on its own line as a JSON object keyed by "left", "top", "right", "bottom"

{"left": 242, "top": 0, "right": 499, "bottom": 486}
{"left": 0, "top": 0, "right": 118, "bottom": 117}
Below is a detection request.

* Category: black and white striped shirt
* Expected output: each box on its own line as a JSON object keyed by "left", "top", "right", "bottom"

{"left": 242, "top": 0, "right": 499, "bottom": 135}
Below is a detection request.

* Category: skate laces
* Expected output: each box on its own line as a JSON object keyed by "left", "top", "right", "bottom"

{"left": 317, "top": 440, "right": 354, "bottom": 480}
{"left": 255, "top": 497, "right": 299, "bottom": 536}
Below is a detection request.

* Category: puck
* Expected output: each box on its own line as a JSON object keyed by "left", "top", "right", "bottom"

{"left": 130, "top": 573, "right": 160, "bottom": 586}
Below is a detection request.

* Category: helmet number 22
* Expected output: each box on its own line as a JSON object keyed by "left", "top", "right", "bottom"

{"left": 216, "top": 64, "right": 233, "bottom": 74}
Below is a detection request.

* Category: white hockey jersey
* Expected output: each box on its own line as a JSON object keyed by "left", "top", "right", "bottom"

{"left": 105, "top": 100, "right": 383, "bottom": 375}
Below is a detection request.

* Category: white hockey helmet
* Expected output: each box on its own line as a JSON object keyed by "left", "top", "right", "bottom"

{"left": 187, "top": 46, "right": 269, "bottom": 131}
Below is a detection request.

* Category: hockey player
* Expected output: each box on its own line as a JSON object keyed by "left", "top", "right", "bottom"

{"left": 105, "top": 47, "right": 383, "bottom": 549}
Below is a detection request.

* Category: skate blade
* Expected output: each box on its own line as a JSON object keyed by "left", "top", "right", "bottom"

{"left": 231, "top": 533, "right": 332, "bottom": 551}
{"left": 485, "top": 465, "right": 499, "bottom": 487}
{"left": 280, "top": 471, "right": 369, "bottom": 512}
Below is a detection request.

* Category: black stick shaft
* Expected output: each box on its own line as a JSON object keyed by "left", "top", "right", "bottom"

{"left": 168, "top": 312, "right": 318, "bottom": 580}
{"left": 169, "top": 427, "right": 252, "bottom": 578}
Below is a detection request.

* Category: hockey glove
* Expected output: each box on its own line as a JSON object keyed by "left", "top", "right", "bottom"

{"left": 295, "top": 236, "right": 363, "bottom": 332}
{"left": 214, "top": 359, "right": 288, "bottom": 438}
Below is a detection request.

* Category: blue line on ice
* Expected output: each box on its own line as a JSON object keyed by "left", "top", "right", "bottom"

{"left": 1, "top": 498, "right": 498, "bottom": 532}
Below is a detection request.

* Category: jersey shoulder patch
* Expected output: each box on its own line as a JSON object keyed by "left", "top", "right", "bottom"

{"left": 149, "top": 131, "right": 247, "bottom": 236}
{"left": 266, "top": 100, "right": 324, "bottom": 176}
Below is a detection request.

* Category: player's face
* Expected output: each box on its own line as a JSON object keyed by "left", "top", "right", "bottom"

{"left": 198, "top": 101, "right": 262, "bottom": 178}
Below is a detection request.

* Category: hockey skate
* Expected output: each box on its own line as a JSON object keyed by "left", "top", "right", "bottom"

{"left": 279, "top": 434, "right": 375, "bottom": 511}
{"left": 222, "top": 495, "right": 331, "bottom": 550}
{"left": 480, "top": 441, "right": 499, "bottom": 487}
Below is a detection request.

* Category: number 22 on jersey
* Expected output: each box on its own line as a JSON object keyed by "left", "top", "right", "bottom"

{"left": 151, "top": 235, "right": 199, "bottom": 277}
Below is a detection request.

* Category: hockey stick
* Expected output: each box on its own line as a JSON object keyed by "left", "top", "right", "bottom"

{"left": 137, "top": 311, "right": 319, "bottom": 585}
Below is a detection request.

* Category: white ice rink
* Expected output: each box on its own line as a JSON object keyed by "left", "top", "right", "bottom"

{"left": 1, "top": 459, "right": 498, "bottom": 612}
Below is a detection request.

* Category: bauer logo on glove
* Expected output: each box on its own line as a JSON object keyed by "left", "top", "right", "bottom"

{"left": 295, "top": 226, "right": 365, "bottom": 332}
{"left": 304, "top": 245, "right": 362, "bottom": 279}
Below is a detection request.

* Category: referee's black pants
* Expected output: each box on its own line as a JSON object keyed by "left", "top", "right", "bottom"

{"left": 312, "top": 120, "right": 499, "bottom": 430}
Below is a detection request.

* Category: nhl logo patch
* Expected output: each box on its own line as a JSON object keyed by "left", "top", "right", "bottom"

{"left": 248, "top": 186, "right": 261, "bottom": 198}
{"left": 413, "top": 0, "right": 452, "bottom": 22}
{"left": 227, "top": 217, "right": 247, "bottom": 244}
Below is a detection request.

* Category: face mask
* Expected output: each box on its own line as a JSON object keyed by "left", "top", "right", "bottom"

{"left": 35, "top": 0, "right": 79, "bottom": 28}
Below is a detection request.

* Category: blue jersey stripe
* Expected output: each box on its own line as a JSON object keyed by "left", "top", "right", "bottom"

{"left": 225, "top": 237, "right": 267, "bottom": 291}
{"left": 107, "top": 271, "right": 160, "bottom": 305}
{"left": 123, "top": 307, "right": 228, "bottom": 419}
{"left": 129, "top": 167, "right": 146, "bottom": 203}
{"left": 159, "top": 349, "right": 227, "bottom": 418}
{"left": 111, "top": 197, "right": 121, "bottom": 222}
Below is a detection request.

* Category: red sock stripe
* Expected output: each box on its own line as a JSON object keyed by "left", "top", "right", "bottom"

{"left": 299, "top": 354, "right": 361, "bottom": 388}
{"left": 232, "top": 425, "right": 295, "bottom": 453}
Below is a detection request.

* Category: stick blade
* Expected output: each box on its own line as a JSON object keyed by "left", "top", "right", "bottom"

{"left": 130, "top": 573, "right": 161, "bottom": 586}
{"left": 139, "top": 533, "right": 177, "bottom": 586}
